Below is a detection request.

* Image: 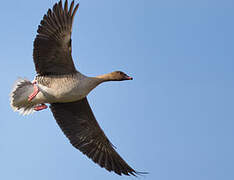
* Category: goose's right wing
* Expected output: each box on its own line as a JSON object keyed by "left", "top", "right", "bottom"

{"left": 33, "top": 0, "right": 79, "bottom": 75}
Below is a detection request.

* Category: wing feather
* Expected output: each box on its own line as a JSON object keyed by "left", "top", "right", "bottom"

{"left": 33, "top": 0, "right": 79, "bottom": 75}
{"left": 50, "top": 98, "right": 140, "bottom": 176}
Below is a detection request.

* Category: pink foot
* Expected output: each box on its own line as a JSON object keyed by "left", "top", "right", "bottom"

{"left": 34, "top": 104, "right": 48, "bottom": 111}
{"left": 31, "top": 80, "right": 37, "bottom": 84}
{"left": 28, "top": 82, "right": 39, "bottom": 101}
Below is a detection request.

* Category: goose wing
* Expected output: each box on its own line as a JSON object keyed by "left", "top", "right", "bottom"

{"left": 50, "top": 97, "right": 138, "bottom": 176}
{"left": 33, "top": 0, "right": 79, "bottom": 75}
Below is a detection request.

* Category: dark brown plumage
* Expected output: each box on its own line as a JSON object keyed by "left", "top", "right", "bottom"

{"left": 33, "top": 0, "right": 78, "bottom": 75}
{"left": 50, "top": 98, "right": 139, "bottom": 176}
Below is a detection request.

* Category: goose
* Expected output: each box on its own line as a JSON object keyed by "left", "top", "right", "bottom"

{"left": 10, "top": 0, "right": 145, "bottom": 176}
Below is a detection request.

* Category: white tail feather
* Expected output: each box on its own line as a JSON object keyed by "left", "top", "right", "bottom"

{"left": 10, "top": 78, "right": 36, "bottom": 115}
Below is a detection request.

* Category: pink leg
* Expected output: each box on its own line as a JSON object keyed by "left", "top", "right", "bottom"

{"left": 34, "top": 104, "right": 48, "bottom": 111}
{"left": 31, "top": 80, "right": 37, "bottom": 84}
{"left": 28, "top": 81, "right": 39, "bottom": 101}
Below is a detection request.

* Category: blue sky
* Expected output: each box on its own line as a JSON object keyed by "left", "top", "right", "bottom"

{"left": 1, "top": 0, "right": 234, "bottom": 179}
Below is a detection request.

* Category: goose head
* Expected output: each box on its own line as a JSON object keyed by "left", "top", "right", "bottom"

{"left": 95, "top": 71, "right": 133, "bottom": 82}
{"left": 109, "top": 71, "right": 133, "bottom": 81}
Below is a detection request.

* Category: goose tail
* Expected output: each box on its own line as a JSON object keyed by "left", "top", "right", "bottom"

{"left": 10, "top": 78, "right": 36, "bottom": 115}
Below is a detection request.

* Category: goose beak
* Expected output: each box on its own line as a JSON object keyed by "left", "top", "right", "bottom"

{"left": 125, "top": 75, "right": 133, "bottom": 80}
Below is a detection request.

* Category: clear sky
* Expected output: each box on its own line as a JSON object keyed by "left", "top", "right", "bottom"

{"left": 1, "top": 0, "right": 234, "bottom": 180}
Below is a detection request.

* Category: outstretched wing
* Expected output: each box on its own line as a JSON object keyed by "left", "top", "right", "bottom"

{"left": 33, "top": 0, "right": 79, "bottom": 75}
{"left": 50, "top": 98, "right": 139, "bottom": 176}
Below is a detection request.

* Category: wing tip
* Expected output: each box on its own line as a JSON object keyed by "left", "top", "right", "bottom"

{"left": 50, "top": 98, "right": 147, "bottom": 177}
{"left": 38, "top": 0, "right": 80, "bottom": 34}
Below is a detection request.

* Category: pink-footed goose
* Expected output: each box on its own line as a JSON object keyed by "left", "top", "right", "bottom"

{"left": 10, "top": 0, "right": 146, "bottom": 176}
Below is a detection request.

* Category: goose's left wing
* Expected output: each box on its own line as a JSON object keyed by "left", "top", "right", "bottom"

{"left": 50, "top": 97, "right": 139, "bottom": 176}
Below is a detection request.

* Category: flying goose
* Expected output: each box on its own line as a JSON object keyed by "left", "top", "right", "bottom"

{"left": 10, "top": 0, "right": 144, "bottom": 176}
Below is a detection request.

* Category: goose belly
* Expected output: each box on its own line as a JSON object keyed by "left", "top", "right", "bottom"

{"left": 39, "top": 83, "right": 89, "bottom": 103}
{"left": 38, "top": 75, "right": 97, "bottom": 103}
{"left": 57, "top": 86, "right": 88, "bottom": 102}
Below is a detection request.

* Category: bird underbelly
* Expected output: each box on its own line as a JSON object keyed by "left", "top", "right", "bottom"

{"left": 35, "top": 74, "right": 99, "bottom": 104}
{"left": 54, "top": 90, "right": 87, "bottom": 103}
{"left": 37, "top": 83, "right": 90, "bottom": 103}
